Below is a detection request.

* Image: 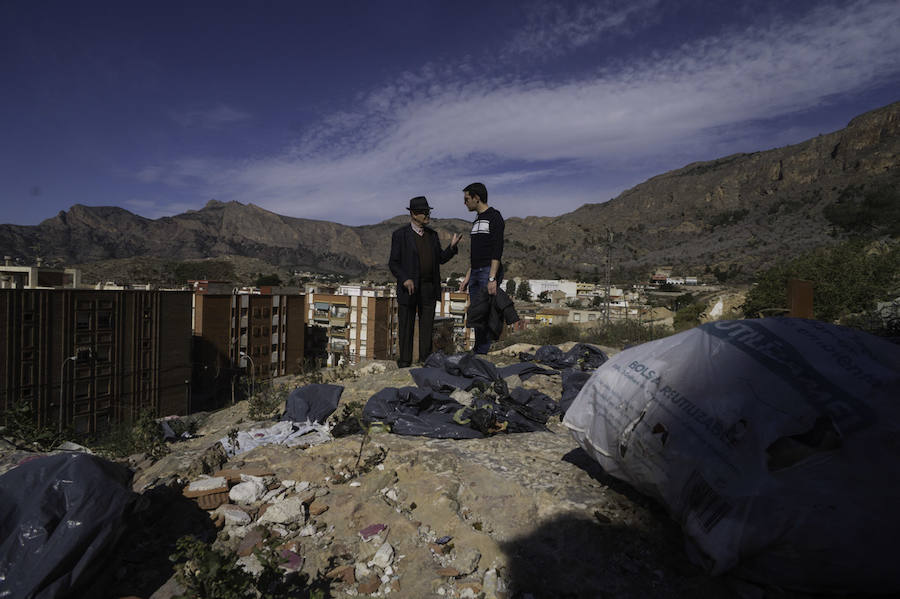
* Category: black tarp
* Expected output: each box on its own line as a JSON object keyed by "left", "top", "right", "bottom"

{"left": 362, "top": 386, "right": 484, "bottom": 439}
{"left": 281, "top": 384, "right": 344, "bottom": 424}
{"left": 0, "top": 453, "right": 137, "bottom": 599}
{"left": 522, "top": 343, "right": 608, "bottom": 370}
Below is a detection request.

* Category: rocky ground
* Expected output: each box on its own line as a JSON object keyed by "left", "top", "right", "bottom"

{"left": 2, "top": 344, "right": 826, "bottom": 599}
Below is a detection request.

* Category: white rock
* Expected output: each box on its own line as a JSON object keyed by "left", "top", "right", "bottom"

{"left": 299, "top": 524, "right": 317, "bottom": 537}
{"left": 229, "top": 479, "right": 266, "bottom": 504}
{"left": 369, "top": 542, "right": 394, "bottom": 569}
{"left": 460, "top": 589, "right": 477, "bottom": 599}
{"left": 281, "top": 479, "right": 296, "bottom": 488}
{"left": 237, "top": 554, "right": 263, "bottom": 576}
{"left": 483, "top": 568, "right": 502, "bottom": 599}
{"left": 380, "top": 574, "right": 390, "bottom": 584}
{"left": 355, "top": 562, "right": 372, "bottom": 580}
{"left": 295, "top": 481, "right": 310, "bottom": 492}
{"left": 384, "top": 565, "right": 393, "bottom": 576}
{"left": 258, "top": 496, "right": 307, "bottom": 525}
{"left": 349, "top": 481, "right": 362, "bottom": 487}
{"left": 437, "top": 588, "right": 446, "bottom": 596}
{"left": 220, "top": 506, "right": 251, "bottom": 526}
{"left": 186, "top": 476, "right": 227, "bottom": 493}
{"left": 385, "top": 489, "right": 399, "bottom": 502}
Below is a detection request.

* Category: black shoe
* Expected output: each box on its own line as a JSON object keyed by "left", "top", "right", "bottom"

{"left": 397, "top": 361, "right": 411, "bottom": 368}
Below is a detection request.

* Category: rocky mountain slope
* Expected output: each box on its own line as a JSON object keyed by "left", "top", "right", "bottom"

{"left": 2, "top": 102, "right": 897, "bottom": 284}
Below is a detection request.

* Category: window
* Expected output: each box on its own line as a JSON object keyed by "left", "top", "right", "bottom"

{"left": 22, "top": 326, "right": 34, "bottom": 348}
{"left": 76, "top": 312, "right": 92, "bottom": 330}
{"left": 20, "top": 364, "right": 33, "bottom": 386}
{"left": 588, "top": 314, "right": 596, "bottom": 321}
{"left": 94, "top": 345, "right": 111, "bottom": 362}
{"left": 75, "top": 381, "right": 91, "bottom": 400}
{"left": 573, "top": 313, "right": 581, "bottom": 322}
{"left": 97, "top": 311, "right": 114, "bottom": 329}
{"left": 253, "top": 307, "right": 261, "bottom": 318}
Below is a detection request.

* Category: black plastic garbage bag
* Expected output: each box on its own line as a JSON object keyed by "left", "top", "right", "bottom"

{"left": 0, "top": 453, "right": 137, "bottom": 599}
{"left": 362, "top": 386, "right": 484, "bottom": 439}
{"left": 560, "top": 369, "right": 592, "bottom": 413}
{"left": 282, "top": 384, "right": 344, "bottom": 424}
{"left": 410, "top": 367, "right": 477, "bottom": 393}
{"left": 424, "top": 352, "right": 500, "bottom": 382}
{"left": 497, "top": 362, "right": 559, "bottom": 381}
{"left": 533, "top": 343, "right": 608, "bottom": 370}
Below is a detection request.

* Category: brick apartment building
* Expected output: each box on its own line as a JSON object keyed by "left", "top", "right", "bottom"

{"left": 192, "top": 291, "right": 306, "bottom": 407}
{"left": 0, "top": 289, "right": 192, "bottom": 434}
{"left": 307, "top": 292, "right": 396, "bottom": 366}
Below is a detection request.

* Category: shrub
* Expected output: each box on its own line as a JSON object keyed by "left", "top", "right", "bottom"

{"left": 742, "top": 239, "right": 900, "bottom": 327}
{"left": 0, "top": 400, "right": 63, "bottom": 451}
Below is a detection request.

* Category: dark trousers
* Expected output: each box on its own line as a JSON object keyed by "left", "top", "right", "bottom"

{"left": 468, "top": 266, "right": 500, "bottom": 354}
{"left": 397, "top": 281, "right": 436, "bottom": 367}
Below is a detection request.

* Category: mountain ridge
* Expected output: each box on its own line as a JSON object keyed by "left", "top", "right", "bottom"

{"left": 2, "top": 101, "right": 897, "bottom": 283}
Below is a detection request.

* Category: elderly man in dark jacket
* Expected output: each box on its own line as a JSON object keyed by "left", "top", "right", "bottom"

{"left": 389, "top": 196, "right": 461, "bottom": 367}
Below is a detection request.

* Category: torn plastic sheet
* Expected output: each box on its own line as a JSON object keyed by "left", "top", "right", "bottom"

{"left": 560, "top": 369, "right": 591, "bottom": 414}
{"left": 423, "top": 352, "right": 500, "bottom": 381}
{"left": 563, "top": 318, "right": 900, "bottom": 593}
{"left": 0, "top": 453, "right": 137, "bottom": 599}
{"left": 363, "top": 386, "right": 483, "bottom": 439}
{"left": 219, "top": 420, "right": 333, "bottom": 457}
{"left": 523, "top": 343, "right": 608, "bottom": 370}
{"left": 496, "top": 361, "right": 560, "bottom": 381}
{"left": 282, "top": 384, "right": 344, "bottom": 424}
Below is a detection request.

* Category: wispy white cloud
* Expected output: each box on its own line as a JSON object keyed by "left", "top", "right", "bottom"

{"left": 141, "top": 1, "right": 900, "bottom": 224}
{"left": 169, "top": 103, "right": 252, "bottom": 128}
{"left": 503, "top": 0, "right": 662, "bottom": 58}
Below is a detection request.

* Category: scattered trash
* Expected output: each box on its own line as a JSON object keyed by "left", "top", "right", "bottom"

{"left": 435, "top": 535, "right": 452, "bottom": 545}
{"left": 218, "top": 420, "right": 332, "bottom": 457}
{"left": 282, "top": 384, "right": 344, "bottom": 424}
{"left": 359, "top": 523, "right": 387, "bottom": 541}
{"left": 564, "top": 318, "right": 900, "bottom": 593}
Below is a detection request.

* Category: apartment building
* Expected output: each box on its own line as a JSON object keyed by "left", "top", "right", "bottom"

{"left": 0, "top": 289, "right": 191, "bottom": 434}
{"left": 307, "top": 292, "right": 396, "bottom": 366}
{"left": 0, "top": 257, "right": 81, "bottom": 289}
{"left": 192, "top": 292, "right": 306, "bottom": 406}
{"left": 435, "top": 289, "right": 474, "bottom": 351}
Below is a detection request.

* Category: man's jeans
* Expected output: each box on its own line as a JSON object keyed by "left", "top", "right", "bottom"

{"left": 468, "top": 266, "right": 498, "bottom": 354}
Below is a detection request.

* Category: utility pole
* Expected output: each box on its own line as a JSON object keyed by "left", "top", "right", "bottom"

{"left": 604, "top": 228, "right": 613, "bottom": 326}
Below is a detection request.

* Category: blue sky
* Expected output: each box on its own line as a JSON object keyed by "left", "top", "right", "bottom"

{"left": 2, "top": 0, "right": 898, "bottom": 226}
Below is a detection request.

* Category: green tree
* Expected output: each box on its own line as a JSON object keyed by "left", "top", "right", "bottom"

{"left": 742, "top": 240, "right": 900, "bottom": 323}
{"left": 505, "top": 279, "right": 517, "bottom": 297}
{"left": 674, "top": 302, "right": 706, "bottom": 332}
{"left": 516, "top": 280, "right": 532, "bottom": 301}
{"left": 537, "top": 290, "right": 551, "bottom": 303}
{"left": 255, "top": 273, "right": 282, "bottom": 287}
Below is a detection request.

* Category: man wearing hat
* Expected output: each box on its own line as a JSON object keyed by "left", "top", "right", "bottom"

{"left": 389, "top": 196, "right": 462, "bottom": 368}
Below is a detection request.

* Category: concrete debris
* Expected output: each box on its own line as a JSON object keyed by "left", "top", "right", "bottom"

{"left": 369, "top": 542, "right": 394, "bottom": 569}
{"left": 257, "top": 495, "right": 307, "bottom": 525}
